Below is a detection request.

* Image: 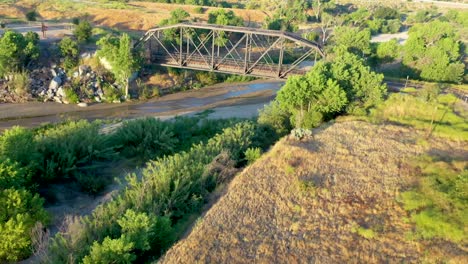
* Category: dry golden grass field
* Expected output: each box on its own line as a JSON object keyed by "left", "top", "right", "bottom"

{"left": 0, "top": 0, "right": 269, "bottom": 31}
{"left": 160, "top": 121, "right": 467, "bottom": 263}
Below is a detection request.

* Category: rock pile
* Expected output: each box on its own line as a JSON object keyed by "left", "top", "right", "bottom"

{"left": 38, "top": 65, "right": 107, "bottom": 104}
{"left": 0, "top": 63, "right": 122, "bottom": 104}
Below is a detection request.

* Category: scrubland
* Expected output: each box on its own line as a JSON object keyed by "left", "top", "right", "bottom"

{"left": 160, "top": 120, "right": 467, "bottom": 263}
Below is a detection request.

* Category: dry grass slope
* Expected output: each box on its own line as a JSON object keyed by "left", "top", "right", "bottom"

{"left": 160, "top": 121, "right": 467, "bottom": 263}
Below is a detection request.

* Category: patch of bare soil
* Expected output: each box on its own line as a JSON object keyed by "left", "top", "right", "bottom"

{"left": 160, "top": 121, "right": 468, "bottom": 263}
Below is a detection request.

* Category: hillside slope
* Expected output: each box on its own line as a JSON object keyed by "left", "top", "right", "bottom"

{"left": 159, "top": 121, "right": 467, "bottom": 263}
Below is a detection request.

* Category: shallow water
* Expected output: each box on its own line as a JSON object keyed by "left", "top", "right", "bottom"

{"left": 0, "top": 81, "right": 283, "bottom": 131}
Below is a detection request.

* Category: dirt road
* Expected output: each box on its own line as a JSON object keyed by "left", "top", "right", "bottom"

{"left": 0, "top": 21, "right": 73, "bottom": 40}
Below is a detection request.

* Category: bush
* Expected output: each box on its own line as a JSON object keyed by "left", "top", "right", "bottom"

{"left": 82, "top": 237, "right": 135, "bottom": 264}
{"left": 35, "top": 120, "right": 116, "bottom": 183}
{"left": 72, "top": 17, "right": 80, "bottom": 25}
{"left": 0, "top": 159, "right": 32, "bottom": 190}
{"left": 193, "top": 6, "right": 204, "bottom": 14}
{"left": 244, "top": 147, "right": 262, "bottom": 165}
{"left": 74, "top": 20, "right": 93, "bottom": 42}
{"left": 59, "top": 37, "right": 79, "bottom": 71}
{"left": 0, "top": 31, "right": 39, "bottom": 76}
{"left": 376, "top": 39, "right": 400, "bottom": 63}
{"left": 381, "top": 19, "right": 401, "bottom": 33}
{"left": 75, "top": 173, "right": 108, "bottom": 194}
{"left": 0, "top": 188, "right": 48, "bottom": 262}
{"left": 373, "top": 7, "right": 399, "bottom": 20}
{"left": 25, "top": 10, "right": 38, "bottom": 21}
{"left": 258, "top": 101, "right": 292, "bottom": 136}
{"left": 8, "top": 70, "right": 31, "bottom": 96}
{"left": 111, "top": 117, "right": 178, "bottom": 161}
{"left": 48, "top": 121, "right": 268, "bottom": 262}
{"left": 0, "top": 126, "right": 38, "bottom": 167}
{"left": 102, "top": 83, "right": 123, "bottom": 102}
{"left": 64, "top": 87, "right": 79, "bottom": 103}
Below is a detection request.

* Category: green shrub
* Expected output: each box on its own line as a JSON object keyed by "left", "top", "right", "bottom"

{"left": 64, "top": 87, "right": 79, "bottom": 103}
{"left": 399, "top": 156, "right": 467, "bottom": 243}
{"left": 193, "top": 6, "right": 204, "bottom": 14}
{"left": 103, "top": 83, "right": 123, "bottom": 102}
{"left": 376, "top": 39, "right": 400, "bottom": 63}
{"left": 75, "top": 173, "right": 108, "bottom": 194}
{"left": 0, "top": 126, "right": 38, "bottom": 168}
{"left": 373, "top": 7, "right": 399, "bottom": 20}
{"left": 0, "top": 188, "right": 48, "bottom": 262}
{"left": 25, "top": 10, "right": 38, "bottom": 21}
{"left": 117, "top": 210, "right": 153, "bottom": 251}
{"left": 48, "top": 121, "right": 266, "bottom": 262}
{"left": 0, "top": 159, "right": 32, "bottom": 190}
{"left": 111, "top": 117, "right": 178, "bottom": 161}
{"left": 59, "top": 37, "right": 79, "bottom": 71}
{"left": 258, "top": 101, "right": 292, "bottom": 136}
{"left": 8, "top": 70, "right": 31, "bottom": 96}
{"left": 355, "top": 227, "right": 377, "bottom": 239}
{"left": 0, "top": 213, "right": 34, "bottom": 262}
{"left": 244, "top": 147, "right": 262, "bottom": 165}
{"left": 36, "top": 120, "right": 117, "bottom": 183}
{"left": 72, "top": 17, "right": 80, "bottom": 25}
{"left": 82, "top": 237, "right": 135, "bottom": 264}
{"left": 74, "top": 21, "right": 93, "bottom": 42}
{"left": 0, "top": 30, "right": 39, "bottom": 76}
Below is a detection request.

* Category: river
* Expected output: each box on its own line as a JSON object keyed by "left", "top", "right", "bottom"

{"left": 0, "top": 80, "right": 284, "bottom": 131}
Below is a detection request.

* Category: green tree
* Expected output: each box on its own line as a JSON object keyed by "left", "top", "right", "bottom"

{"left": 208, "top": 9, "right": 243, "bottom": 47}
{"left": 403, "top": 21, "right": 464, "bottom": 83}
{"left": 373, "top": 6, "right": 399, "bottom": 20}
{"left": 74, "top": 20, "right": 92, "bottom": 42}
{"left": 275, "top": 48, "right": 386, "bottom": 128}
{"left": 97, "top": 33, "right": 140, "bottom": 98}
{"left": 82, "top": 237, "right": 135, "bottom": 264}
{"left": 59, "top": 37, "right": 79, "bottom": 71}
{"left": 0, "top": 31, "right": 39, "bottom": 76}
{"left": 333, "top": 27, "right": 371, "bottom": 56}
{"left": 376, "top": 39, "right": 400, "bottom": 63}
{"left": 276, "top": 62, "right": 348, "bottom": 128}
{"left": 159, "top": 8, "right": 190, "bottom": 45}
{"left": 208, "top": 9, "right": 243, "bottom": 26}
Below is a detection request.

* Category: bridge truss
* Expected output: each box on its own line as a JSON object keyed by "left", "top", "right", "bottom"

{"left": 135, "top": 23, "right": 324, "bottom": 79}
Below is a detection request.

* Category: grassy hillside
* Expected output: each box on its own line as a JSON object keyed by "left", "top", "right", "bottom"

{"left": 159, "top": 121, "right": 467, "bottom": 263}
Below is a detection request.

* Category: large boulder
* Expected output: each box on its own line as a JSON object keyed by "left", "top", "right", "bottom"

{"left": 56, "top": 87, "right": 66, "bottom": 98}
{"left": 49, "top": 76, "right": 62, "bottom": 90}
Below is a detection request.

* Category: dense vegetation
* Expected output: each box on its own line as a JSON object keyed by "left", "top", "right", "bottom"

{"left": 261, "top": 48, "right": 386, "bottom": 130}
{"left": 46, "top": 119, "right": 277, "bottom": 263}
{"left": 0, "top": 30, "right": 39, "bottom": 76}
{"left": 0, "top": 115, "right": 276, "bottom": 262}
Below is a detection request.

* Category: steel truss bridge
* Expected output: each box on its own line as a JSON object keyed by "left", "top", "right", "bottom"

{"left": 135, "top": 23, "right": 324, "bottom": 79}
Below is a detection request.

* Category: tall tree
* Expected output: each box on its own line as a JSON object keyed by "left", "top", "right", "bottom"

{"left": 97, "top": 34, "right": 140, "bottom": 98}
{"left": 0, "top": 31, "right": 39, "bottom": 76}
{"left": 403, "top": 21, "right": 464, "bottom": 83}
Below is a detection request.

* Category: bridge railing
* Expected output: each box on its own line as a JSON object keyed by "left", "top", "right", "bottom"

{"left": 152, "top": 53, "right": 307, "bottom": 78}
